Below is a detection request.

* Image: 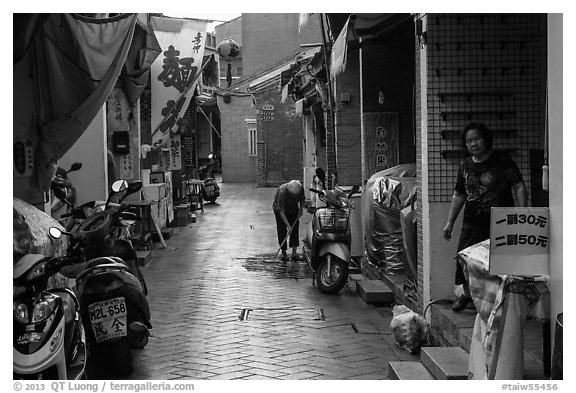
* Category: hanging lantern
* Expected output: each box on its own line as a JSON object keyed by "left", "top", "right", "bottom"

{"left": 216, "top": 38, "right": 240, "bottom": 62}
{"left": 217, "top": 38, "right": 240, "bottom": 87}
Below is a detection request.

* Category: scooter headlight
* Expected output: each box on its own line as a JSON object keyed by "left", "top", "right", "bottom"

{"left": 32, "top": 298, "right": 56, "bottom": 323}
{"left": 13, "top": 302, "right": 29, "bottom": 324}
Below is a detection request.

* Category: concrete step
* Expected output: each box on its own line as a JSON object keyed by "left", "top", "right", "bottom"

{"left": 136, "top": 250, "right": 152, "bottom": 266}
{"left": 348, "top": 273, "right": 366, "bottom": 283}
{"left": 153, "top": 227, "right": 173, "bottom": 241}
{"left": 356, "top": 280, "right": 394, "bottom": 304}
{"left": 421, "top": 346, "right": 469, "bottom": 380}
{"left": 388, "top": 361, "right": 436, "bottom": 380}
{"left": 349, "top": 266, "right": 361, "bottom": 274}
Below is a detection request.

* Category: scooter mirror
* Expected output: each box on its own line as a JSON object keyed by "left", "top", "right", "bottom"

{"left": 208, "top": 153, "right": 214, "bottom": 159}
{"left": 68, "top": 162, "right": 83, "bottom": 173}
{"left": 53, "top": 187, "right": 68, "bottom": 204}
{"left": 119, "top": 181, "right": 143, "bottom": 202}
{"left": 111, "top": 180, "right": 129, "bottom": 193}
{"left": 348, "top": 185, "right": 360, "bottom": 197}
{"left": 49, "top": 227, "right": 62, "bottom": 239}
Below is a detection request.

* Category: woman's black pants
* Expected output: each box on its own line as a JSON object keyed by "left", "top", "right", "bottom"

{"left": 274, "top": 211, "right": 299, "bottom": 251}
{"left": 455, "top": 222, "right": 490, "bottom": 286}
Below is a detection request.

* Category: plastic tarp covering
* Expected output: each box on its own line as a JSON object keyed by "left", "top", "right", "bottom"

{"left": 400, "top": 204, "right": 418, "bottom": 302}
{"left": 13, "top": 198, "right": 71, "bottom": 290}
{"left": 362, "top": 164, "right": 417, "bottom": 275}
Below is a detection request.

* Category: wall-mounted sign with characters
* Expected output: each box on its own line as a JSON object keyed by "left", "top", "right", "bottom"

{"left": 489, "top": 207, "right": 550, "bottom": 276}
{"left": 259, "top": 104, "right": 275, "bottom": 121}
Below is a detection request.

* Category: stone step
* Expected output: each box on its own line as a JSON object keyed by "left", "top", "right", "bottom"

{"left": 349, "top": 266, "right": 361, "bottom": 274}
{"left": 153, "top": 227, "right": 173, "bottom": 241}
{"left": 421, "top": 346, "right": 469, "bottom": 380}
{"left": 348, "top": 273, "right": 366, "bottom": 282}
{"left": 356, "top": 280, "right": 394, "bottom": 304}
{"left": 136, "top": 250, "right": 152, "bottom": 267}
{"left": 388, "top": 361, "right": 436, "bottom": 380}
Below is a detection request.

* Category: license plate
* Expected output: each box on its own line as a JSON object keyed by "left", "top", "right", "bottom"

{"left": 88, "top": 297, "right": 127, "bottom": 343}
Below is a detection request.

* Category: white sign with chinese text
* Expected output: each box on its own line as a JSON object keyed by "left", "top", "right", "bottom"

{"left": 489, "top": 207, "right": 550, "bottom": 276}
{"left": 150, "top": 16, "right": 208, "bottom": 170}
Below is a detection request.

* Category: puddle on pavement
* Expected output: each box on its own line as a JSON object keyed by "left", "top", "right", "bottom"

{"left": 236, "top": 253, "right": 314, "bottom": 280}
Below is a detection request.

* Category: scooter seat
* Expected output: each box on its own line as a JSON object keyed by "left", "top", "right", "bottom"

{"left": 76, "top": 257, "right": 130, "bottom": 282}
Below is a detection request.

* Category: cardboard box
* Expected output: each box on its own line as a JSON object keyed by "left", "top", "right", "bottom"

{"left": 489, "top": 207, "right": 550, "bottom": 276}
{"left": 142, "top": 183, "right": 166, "bottom": 201}
{"left": 149, "top": 198, "right": 167, "bottom": 230}
{"left": 175, "top": 204, "right": 191, "bottom": 226}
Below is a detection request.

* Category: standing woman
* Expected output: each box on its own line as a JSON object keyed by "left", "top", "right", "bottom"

{"left": 443, "top": 122, "right": 527, "bottom": 312}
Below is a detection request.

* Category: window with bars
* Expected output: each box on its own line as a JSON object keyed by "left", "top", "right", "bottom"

{"left": 248, "top": 128, "right": 257, "bottom": 156}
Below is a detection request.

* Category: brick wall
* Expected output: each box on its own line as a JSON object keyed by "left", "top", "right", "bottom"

{"left": 218, "top": 82, "right": 258, "bottom": 183}
{"left": 334, "top": 51, "right": 362, "bottom": 186}
{"left": 242, "top": 14, "right": 322, "bottom": 77}
{"left": 254, "top": 85, "right": 304, "bottom": 187}
{"left": 361, "top": 19, "right": 417, "bottom": 171}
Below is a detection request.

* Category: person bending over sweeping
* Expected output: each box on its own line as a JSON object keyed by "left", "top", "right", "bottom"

{"left": 272, "top": 180, "right": 305, "bottom": 261}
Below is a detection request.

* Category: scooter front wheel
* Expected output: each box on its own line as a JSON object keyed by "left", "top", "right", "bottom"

{"left": 316, "top": 254, "right": 349, "bottom": 294}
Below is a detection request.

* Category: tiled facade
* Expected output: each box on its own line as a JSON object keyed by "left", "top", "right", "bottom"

{"left": 425, "top": 13, "right": 546, "bottom": 202}
{"left": 416, "top": 13, "right": 548, "bottom": 311}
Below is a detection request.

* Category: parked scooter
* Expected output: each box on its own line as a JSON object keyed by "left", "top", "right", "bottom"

{"left": 198, "top": 154, "right": 220, "bottom": 203}
{"left": 50, "top": 180, "right": 151, "bottom": 377}
{"left": 51, "top": 162, "right": 82, "bottom": 230}
{"left": 13, "top": 252, "right": 87, "bottom": 379}
{"left": 303, "top": 168, "right": 360, "bottom": 294}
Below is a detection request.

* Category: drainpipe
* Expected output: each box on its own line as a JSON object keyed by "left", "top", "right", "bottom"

{"left": 319, "top": 13, "right": 337, "bottom": 189}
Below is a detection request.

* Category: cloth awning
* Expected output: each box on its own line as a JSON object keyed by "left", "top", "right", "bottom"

{"left": 330, "top": 16, "right": 357, "bottom": 80}
{"left": 328, "top": 13, "right": 413, "bottom": 80}
{"left": 16, "top": 13, "right": 143, "bottom": 192}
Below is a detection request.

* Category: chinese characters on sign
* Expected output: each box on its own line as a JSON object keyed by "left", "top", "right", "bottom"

{"left": 119, "top": 153, "right": 134, "bottom": 179}
{"left": 489, "top": 207, "right": 550, "bottom": 276}
{"left": 375, "top": 127, "right": 388, "bottom": 170}
{"left": 363, "top": 112, "right": 398, "bottom": 177}
{"left": 151, "top": 17, "right": 208, "bottom": 171}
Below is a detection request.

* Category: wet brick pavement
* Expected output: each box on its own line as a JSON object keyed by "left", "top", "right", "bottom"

{"left": 119, "top": 182, "right": 417, "bottom": 380}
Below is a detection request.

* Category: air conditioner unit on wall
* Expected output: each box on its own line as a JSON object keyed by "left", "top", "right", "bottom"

{"left": 339, "top": 92, "right": 350, "bottom": 102}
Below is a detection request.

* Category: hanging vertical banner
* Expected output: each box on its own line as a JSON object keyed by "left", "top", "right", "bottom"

{"left": 330, "top": 16, "right": 357, "bottom": 80}
{"left": 150, "top": 16, "right": 208, "bottom": 170}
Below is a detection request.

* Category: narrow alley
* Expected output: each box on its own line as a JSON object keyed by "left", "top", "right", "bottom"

{"left": 116, "top": 182, "right": 416, "bottom": 380}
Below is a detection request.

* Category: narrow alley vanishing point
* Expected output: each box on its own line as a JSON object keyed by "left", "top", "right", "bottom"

{"left": 114, "top": 182, "right": 416, "bottom": 380}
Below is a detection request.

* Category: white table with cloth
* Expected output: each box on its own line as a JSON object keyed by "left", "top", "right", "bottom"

{"left": 457, "top": 239, "right": 549, "bottom": 380}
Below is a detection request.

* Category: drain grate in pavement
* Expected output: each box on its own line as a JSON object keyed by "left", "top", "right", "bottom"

{"left": 239, "top": 308, "right": 251, "bottom": 321}
{"left": 238, "top": 307, "right": 327, "bottom": 322}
